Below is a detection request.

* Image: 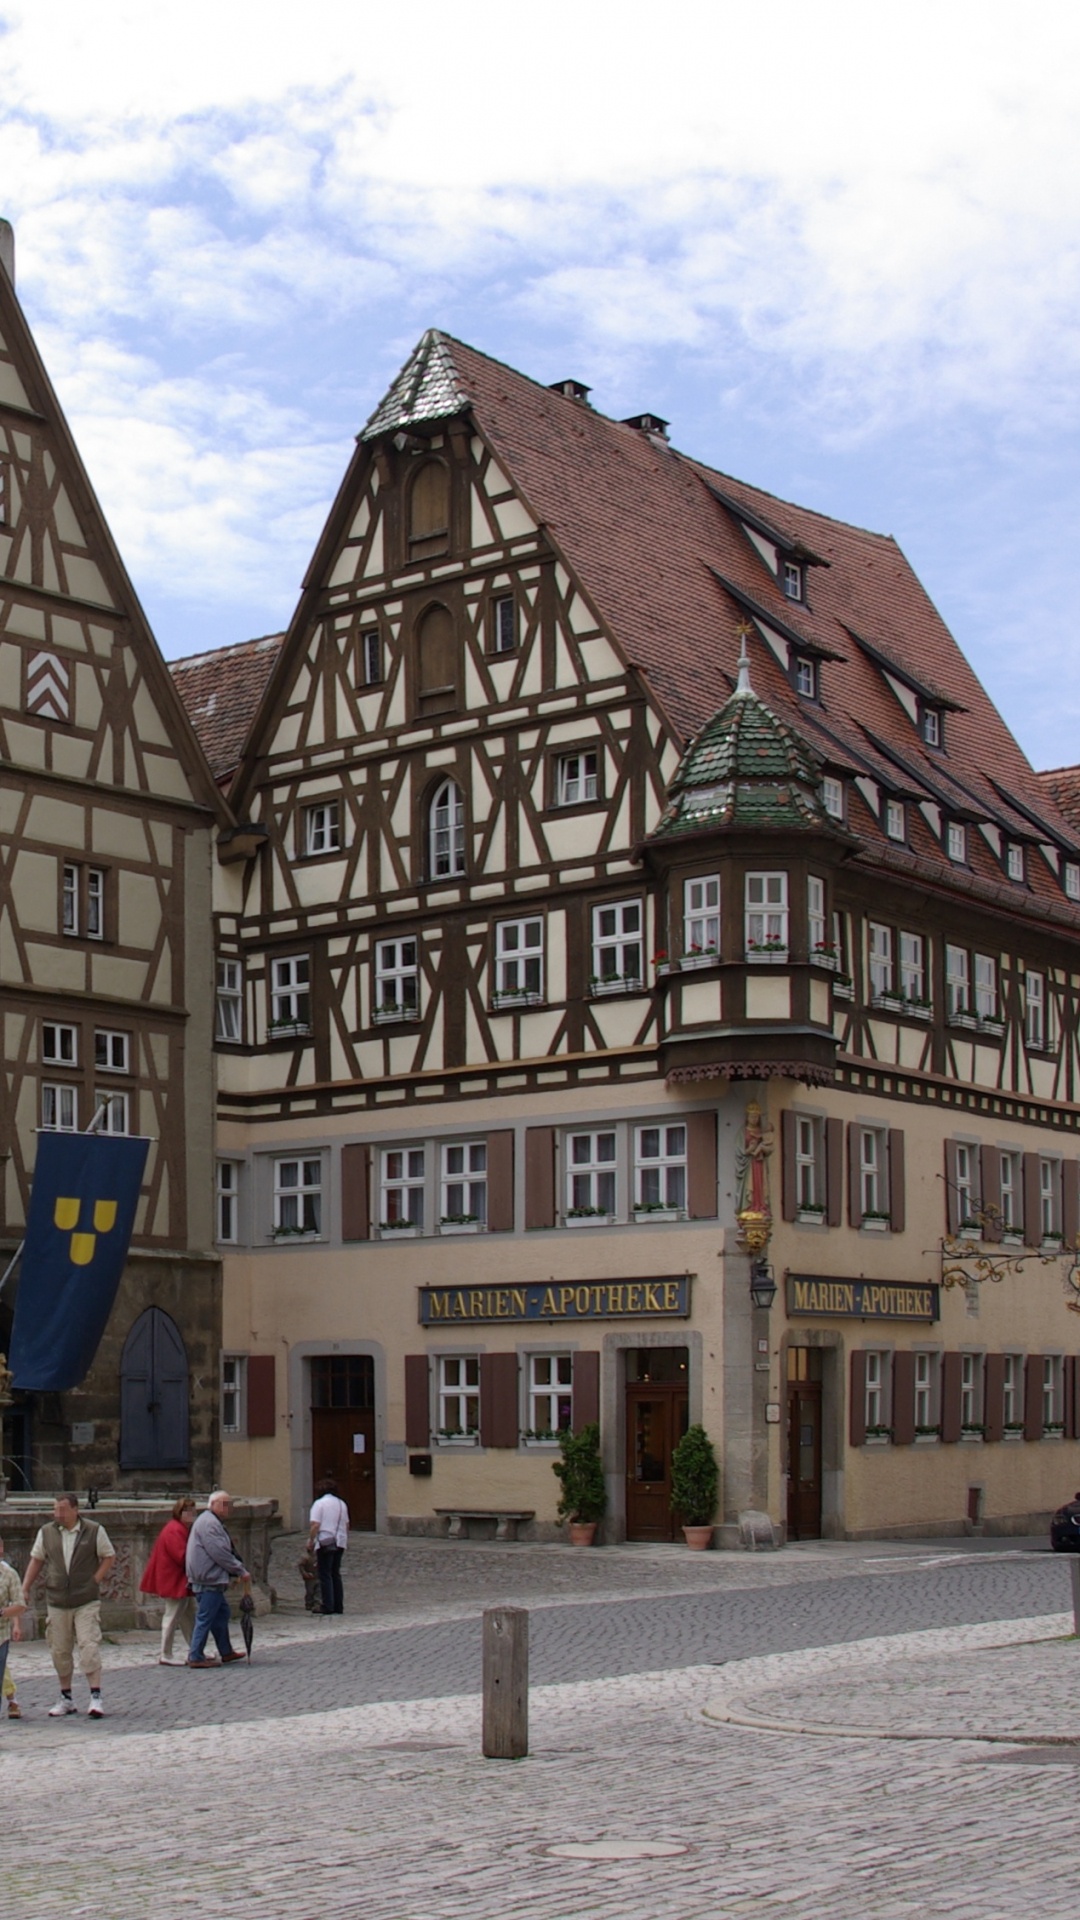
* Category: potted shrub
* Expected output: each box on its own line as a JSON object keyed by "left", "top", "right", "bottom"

{"left": 552, "top": 1423, "right": 606, "bottom": 1545}
{"left": 670, "top": 1423, "right": 718, "bottom": 1549}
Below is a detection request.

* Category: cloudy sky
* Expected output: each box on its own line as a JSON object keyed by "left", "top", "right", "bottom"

{"left": 2, "top": 1, "right": 1078, "bottom": 767}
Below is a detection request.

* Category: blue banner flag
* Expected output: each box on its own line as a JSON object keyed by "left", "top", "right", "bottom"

{"left": 10, "top": 1131, "right": 150, "bottom": 1391}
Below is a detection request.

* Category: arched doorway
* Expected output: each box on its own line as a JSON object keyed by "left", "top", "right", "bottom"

{"left": 120, "top": 1307, "right": 190, "bottom": 1470}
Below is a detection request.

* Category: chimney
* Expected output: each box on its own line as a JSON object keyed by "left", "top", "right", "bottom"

{"left": 549, "top": 378, "right": 591, "bottom": 403}
{"left": 622, "top": 412, "right": 670, "bottom": 442}
{"left": 0, "top": 220, "right": 13, "bottom": 286}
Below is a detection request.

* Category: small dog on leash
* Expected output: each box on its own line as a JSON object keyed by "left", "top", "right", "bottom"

{"left": 298, "top": 1544, "right": 321, "bottom": 1612}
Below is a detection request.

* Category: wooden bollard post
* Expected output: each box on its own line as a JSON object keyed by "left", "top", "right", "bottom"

{"left": 1071, "top": 1557, "right": 1080, "bottom": 1637}
{"left": 482, "top": 1605, "right": 528, "bottom": 1759}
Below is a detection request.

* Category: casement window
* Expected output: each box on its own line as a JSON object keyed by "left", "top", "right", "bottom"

{"left": 554, "top": 750, "right": 598, "bottom": 807}
{"left": 494, "top": 917, "right": 543, "bottom": 1002}
{"left": 684, "top": 876, "right": 720, "bottom": 956}
{"left": 304, "top": 800, "right": 340, "bottom": 856}
{"left": 868, "top": 923, "right": 893, "bottom": 997}
{"left": 1002, "top": 1354, "right": 1022, "bottom": 1427}
{"left": 1000, "top": 1152, "right": 1021, "bottom": 1233}
{"left": 95, "top": 1090, "right": 130, "bottom": 1134}
{"left": 822, "top": 776, "right": 844, "bottom": 820}
{"left": 42, "top": 1022, "right": 77, "bottom": 1066}
{"left": 380, "top": 1147, "right": 425, "bottom": 1228}
{"left": 947, "top": 822, "right": 966, "bottom": 863}
{"left": 1039, "top": 1158, "right": 1062, "bottom": 1239}
{"left": 1025, "top": 970, "right": 1045, "bottom": 1049}
{"left": 361, "top": 629, "right": 382, "bottom": 686}
{"left": 783, "top": 560, "right": 804, "bottom": 602}
{"left": 974, "top": 953, "right": 997, "bottom": 1021}
{"left": 492, "top": 595, "right": 516, "bottom": 654}
{"left": 945, "top": 944, "right": 970, "bottom": 1018}
{"left": 745, "top": 872, "right": 788, "bottom": 952}
{"left": 41, "top": 1083, "right": 78, "bottom": 1131}
{"left": 807, "top": 876, "right": 827, "bottom": 956}
{"left": 953, "top": 1142, "right": 977, "bottom": 1227}
{"left": 1065, "top": 862, "right": 1080, "bottom": 902}
{"left": 794, "top": 655, "right": 816, "bottom": 698}
{"left": 899, "top": 932, "right": 925, "bottom": 1003}
{"left": 527, "top": 1354, "right": 573, "bottom": 1437}
{"left": 221, "top": 1355, "right": 246, "bottom": 1435}
{"left": 960, "top": 1353, "right": 982, "bottom": 1429}
{"left": 62, "top": 862, "right": 105, "bottom": 939}
{"left": 864, "top": 1351, "right": 889, "bottom": 1430}
{"left": 270, "top": 955, "right": 311, "bottom": 1033}
{"left": 1006, "top": 844, "right": 1025, "bottom": 882}
{"left": 437, "top": 1355, "right": 479, "bottom": 1437}
{"left": 633, "top": 1124, "right": 687, "bottom": 1213}
{"left": 273, "top": 1157, "right": 322, "bottom": 1236}
{"left": 94, "top": 1029, "right": 129, "bottom": 1073}
{"left": 1043, "top": 1355, "right": 1063, "bottom": 1429}
{"left": 922, "top": 707, "right": 942, "bottom": 748}
{"left": 913, "top": 1352, "right": 938, "bottom": 1431}
{"left": 859, "top": 1127, "right": 888, "bottom": 1220}
{"left": 567, "top": 1130, "right": 616, "bottom": 1218}
{"left": 794, "top": 1115, "right": 823, "bottom": 1212}
{"left": 374, "top": 938, "right": 419, "bottom": 1020}
{"left": 441, "top": 1141, "right": 487, "bottom": 1226}
{"left": 217, "top": 1161, "right": 239, "bottom": 1243}
{"left": 216, "top": 959, "right": 243, "bottom": 1042}
{"left": 591, "top": 900, "right": 643, "bottom": 988}
{"left": 885, "top": 798, "right": 906, "bottom": 842}
{"left": 429, "top": 778, "right": 466, "bottom": 878}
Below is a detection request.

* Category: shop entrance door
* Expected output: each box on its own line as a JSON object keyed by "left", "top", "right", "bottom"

{"left": 624, "top": 1348, "right": 689, "bottom": 1541}
{"left": 310, "top": 1355, "right": 376, "bottom": 1531}
{"left": 786, "top": 1347, "right": 823, "bottom": 1540}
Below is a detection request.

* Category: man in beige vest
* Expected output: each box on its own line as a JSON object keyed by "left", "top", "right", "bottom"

{"left": 22, "top": 1494, "right": 116, "bottom": 1718}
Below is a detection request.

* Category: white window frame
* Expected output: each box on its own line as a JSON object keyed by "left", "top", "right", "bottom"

{"left": 554, "top": 749, "right": 598, "bottom": 808}
{"left": 869, "top": 923, "right": 894, "bottom": 998}
{"left": 1006, "top": 844, "right": 1025, "bottom": 882}
{"left": 217, "top": 1161, "right": 240, "bottom": 1244}
{"left": 494, "top": 917, "right": 543, "bottom": 1004}
{"left": 526, "top": 1353, "right": 573, "bottom": 1439}
{"left": 794, "top": 655, "right": 815, "bottom": 697}
{"left": 441, "top": 1140, "right": 487, "bottom": 1226}
{"left": 1025, "top": 970, "right": 1045, "bottom": 1049}
{"left": 745, "top": 872, "right": 788, "bottom": 953}
{"left": 859, "top": 1126, "right": 888, "bottom": 1220}
{"left": 62, "top": 863, "right": 105, "bottom": 939}
{"left": 42, "top": 1022, "right": 78, "bottom": 1066}
{"left": 684, "top": 876, "right": 720, "bottom": 957}
{"left": 633, "top": 1124, "right": 687, "bottom": 1214}
{"left": 885, "top": 798, "right": 906, "bottom": 842}
{"left": 591, "top": 900, "right": 643, "bottom": 989}
{"left": 865, "top": 1350, "right": 889, "bottom": 1432}
{"left": 1043, "top": 1354, "right": 1063, "bottom": 1429}
{"left": 782, "top": 560, "right": 803, "bottom": 601}
{"left": 94, "top": 1029, "right": 129, "bottom": 1074}
{"left": 95, "top": 1090, "right": 130, "bottom": 1135}
{"left": 822, "top": 776, "right": 844, "bottom": 820}
{"left": 974, "top": 953, "right": 997, "bottom": 1021}
{"left": 566, "top": 1129, "right": 617, "bottom": 1219}
{"left": 272, "top": 1156, "right": 322, "bottom": 1236}
{"left": 216, "top": 959, "right": 243, "bottom": 1042}
{"left": 270, "top": 955, "right": 311, "bottom": 1033}
{"left": 795, "top": 1114, "right": 823, "bottom": 1213}
{"left": 361, "top": 629, "right": 382, "bottom": 686}
{"left": 492, "top": 595, "right": 516, "bottom": 654}
{"left": 960, "top": 1353, "right": 982, "bottom": 1429}
{"left": 437, "top": 1355, "right": 480, "bottom": 1438}
{"left": 429, "top": 778, "right": 466, "bottom": 878}
{"left": 807, "top": 876, "right": 827, "bottom": 956}
{"left": 947, "top": 821, "right": 966, "bottom": 863}
{"left": 1003, "top": 1354, "right": 1022, "bottom": 1428}
{"left": 41, "top": 1082, "right": 78, "bottom": 1132}
{"left": 374, "top": 938, "right": 419, "bottom": 1021}
{"left": 1040, "top": 1157, "right": 1061, "bottom": 1240}
{"left": 380, "top": 1147, "right": 425, "bottom": 1229}
{"left": 1065, "top": 862, "right": 1080, "bottom": 902}
{"left": 304, "top": 800, "right": 340, "bottom": 856}
{"left": 899, "top": 931, "right": 925, "bottom": 1003}
{"left": 946, "top": 944, "right": 970, "bottom": 1018}
{"left": 1000, "top": 1152, "right": 1021, "bottom": 1234}
{"left": 923, "top": 708, "right": 941, "bottom": 747}
{"left": 954, "top": 1142, "right": 976, "bottom": 1227}
{"left": 914, "top": 1351, "right": 938, "bottom": 1431}
{"left": 221, "top": 1354, "right": 247, "bottom": 1436}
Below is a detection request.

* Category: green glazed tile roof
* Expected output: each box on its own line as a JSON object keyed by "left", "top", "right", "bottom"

{"left": 361, "top": 330, "right": 468, "bottom": 440}
{"left": 651, "top": 659, "right": 829, "bottom": 840}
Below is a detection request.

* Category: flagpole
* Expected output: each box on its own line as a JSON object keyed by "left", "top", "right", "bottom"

{"left": 0, "top": 1102, "right": 110, "bottom": 1305}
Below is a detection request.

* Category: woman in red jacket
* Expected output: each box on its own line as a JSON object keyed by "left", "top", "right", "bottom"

{"left": 140, "top": 1497, "right": 197, "bottom": 1665}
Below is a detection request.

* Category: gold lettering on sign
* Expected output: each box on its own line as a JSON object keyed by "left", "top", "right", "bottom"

{"left": 664, "top": 1282, "right": 680, "bottom": 1310}
{"left": 540, "top": 1288, "right": 559, "bottom": 1317}
{"left": 512, "top": 1288, "right": 527, "bottom": 1315}
{"left": 626, "top": 1284, "right": 643, "bottom": 1313}
{"left": 608, "top": 1284, "right": 625, "bottom": 1313}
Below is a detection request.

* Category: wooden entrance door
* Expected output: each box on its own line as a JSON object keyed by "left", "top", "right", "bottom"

{"left": 310, "top": 1355, "right": 376, "bottom": 1531}
{"left": 625, "top": 1387, "right": 689, "bottom": 1541}
{"left": 786, "top": 1374, "right": 823, "bottom": 1540}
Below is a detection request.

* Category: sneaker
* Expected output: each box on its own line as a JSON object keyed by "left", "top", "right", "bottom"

{"left": 7, "top": 1700, "right": 21, "bottom": 1720}
{"left": 48, "top": 1697, "right": 77, "bottom": 1717}
{"left": 87, "top": 1697, "right": 104, "bottom": 1718}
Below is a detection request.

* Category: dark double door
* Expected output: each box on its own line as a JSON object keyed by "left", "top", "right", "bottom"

{"left": 310, "top": 1355, "right": 376, "bottom": 1531}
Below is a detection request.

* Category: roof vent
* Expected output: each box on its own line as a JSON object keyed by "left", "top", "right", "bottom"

{"left": 549, "top": 378, "right": 591, "bottom": 403}
{"left": 622, "top": 412, "right": 670, "bottom": 441}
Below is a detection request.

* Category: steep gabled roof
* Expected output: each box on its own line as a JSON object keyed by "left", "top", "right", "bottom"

{"left": 169, "top": 633, "right": 284, "bottom": 786}
{"left": 361, "top": 330, "right": 469, "bottom": 441}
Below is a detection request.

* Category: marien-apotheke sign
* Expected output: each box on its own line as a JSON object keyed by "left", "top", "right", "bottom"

{"left": 786, "top": 1274, "right": 939, "bottom": 1322}
{"left": 419, "top": 1275, "right": 691, "bottom": 1326}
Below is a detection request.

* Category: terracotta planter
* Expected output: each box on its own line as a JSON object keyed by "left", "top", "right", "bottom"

{"left": 568, "top": 1521, "right": 598, "bottom": 1547}
{"left": 682, "top": 1525, "right": 713, "bottom": 1551}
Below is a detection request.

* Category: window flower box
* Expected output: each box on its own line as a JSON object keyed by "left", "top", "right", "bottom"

{"left": 632, "top": 1204, "right": 684, "bottom": 1224}
{"left": 680, "top": 949, "right": 718, "bottom": 972}
{"left": 947, "top": 1010, "right": 978, "bottom": 1031}
{"left": 871, "top": 992, "right": 906, "bottom": 1014}
{"left": 269, "top": 1224, "right": 318, "bottom": 1240}
{"left": 267, "top": 1019, "right": 310, "bottom": 1040}
{"left": 374, "top": 1004, "right": 417, "bottom": 1026}
{"left": 914, "top": 1425, "right": 941, "bottom": 1441}
{"left": 744, "top": 944, "right": 789, "bottom": 965}
{"left": 796, "top": 1205, "right": 826, "bottom": 1224}
{"left": 860, "top": 1212, "right": 890, "bottom": 1231}
{"left": 978, "top": 1016, "right": 1005, "bottom": 1037}
{"left": 864, "top": 1424, "right": 892, "bottom": 1443}
{"left": 1003, "top": 1421, "right": 1025, "bottom": 1440}
{"left": 811, "top": 944, "right": 839, "bottom": 970}
{"left": 1041, "top": 1234, "right": 1064, "bottom": 1251}
{"left": 1043, "top": 1423, "right": 1065, "bottom": 1437}
{"left": 565, "top": 1208, "right": 615, "bottom": 1227}
{"left": 520, "top": 1429, "right": 563, "bottom": 1448}
{"left": 491, "top": 990, "right": 545, "bottom": 1011}
{"left": 960, "top": 1424, "right": 985, "bottom": 1441}
{"left": 833, "top": 974, "right": 854, "bottom": 999}
{"left": 958, "top": 1220, "right": 983, "bottom": 1241}
{"left": 435, "top": 1429, "right": 479, "bottom": 1447}
{"left": 590, "top": 975, "right": 644, "bottom": 997}
{"left": 439, "top": 1216, "right": 482, "bottom": 1235}
{"left": 905, "top": 998, "right": 933, "bottom": 1021}
{"left": 379, "top": 1221, "right": 421, "bottom": 1238}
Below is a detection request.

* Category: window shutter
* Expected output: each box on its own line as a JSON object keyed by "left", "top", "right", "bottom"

{"left": 944, "top": 1140, "right": 961, "bottom": 1235}
{"left": 849, "top": 1350, "right": 867, "bottom": 1447}
{"left": 1024, "top": 1353, "right": 1043, "bottom": 1440}
{"left": 525, "top": 1126, "right": 557, "bottom": 1230}
{"left": 780, "top": 1111, "right": 797, "bottom": 1222}
{"left": 1063, "top": 1160, "right": 1080, "bottom": 1252}
{"left": 940, "top": 1352, "right": 962, "bottom": 1444}
{"left": 685, "top": 1109, "right": 718, "bottom": 1218}
{"left": 825, "top": 1119, "right": 843, "bottom": 1227}
{"left": 486, "top": 1130, "right": 515, "bottom": 1233}
{"left": 404, "top": 1355, "right": 430, "bottom": 1449}
{"left": 847, "top": 1124, "right": 862, "bottom": 1226}
{"left": 246, "top": 1355, "right": 275, "bottom": 1438}
{"left": 979, "top": 1146, "right": 1002, "bottom": 1243}
{"left": 340, "top": 1143, "right": 371, "bottom": 1241}
{"left": 887, "top": 1129, "right": 905, "bottom": 1234}
{"left": 891, "top": 1350, "right": 916, "bottom": 1445}
{"left": 1064, "top": 1355, "right": 1078, "bottom": 1441}
{"left": 983, "top": 1353, "right": 1006, "bottom": 1443}
{"left": 1022, "top": 1154, "right": 1041, "bottom": 1247}
{"left": 572, "top": 1350, "right": 600, "bottom": 1432}
{"left": 480, "top": 1352, "right": 519, "bottom": 1448}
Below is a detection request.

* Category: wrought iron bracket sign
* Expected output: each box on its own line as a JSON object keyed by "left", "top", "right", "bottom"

{"left": 786, "top": 1273, "right": 939, "bottom": 1321}
{"left": 939, "top": 1208, "right": 1080, "bottom": 1315}
{"left": 419, "top": 1275, "right": 691, "bottom": 1325}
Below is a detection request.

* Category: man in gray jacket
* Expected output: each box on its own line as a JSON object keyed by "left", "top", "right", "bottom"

{"left": 184, "top": 1491, "right": 248, "bottom": 1668}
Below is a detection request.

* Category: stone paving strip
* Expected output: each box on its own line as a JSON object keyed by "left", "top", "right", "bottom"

{"left": 2, "top": 1615, "right": 1079, "bottom": 1920}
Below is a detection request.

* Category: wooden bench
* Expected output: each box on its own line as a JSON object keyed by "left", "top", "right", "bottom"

{"left": 434, "top": 1507, "right": 535, "bottom": 1542}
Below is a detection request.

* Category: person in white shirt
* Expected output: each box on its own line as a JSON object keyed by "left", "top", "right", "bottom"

{"left": 307, "top": 1478, "right": 349, "bottom": 1616}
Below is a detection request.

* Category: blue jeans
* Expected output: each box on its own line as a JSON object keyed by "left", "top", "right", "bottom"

{"left": 188, "top": 1586, "right": 234, "bottom": 1661}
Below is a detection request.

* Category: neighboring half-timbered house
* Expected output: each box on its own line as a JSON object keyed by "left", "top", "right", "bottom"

{"left": 0, "top": 225, "right": 227, "bottom": 1493}
{"left": 181, "top": 328, "right": 1080, "bottom": 1542}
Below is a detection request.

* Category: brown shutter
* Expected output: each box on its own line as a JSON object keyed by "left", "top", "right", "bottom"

{"left": 525, "top": 1126, "right": 557, "bottom": 1230}
{"left": 1064, "top": 1356, "right": 1078, "bottom": 1441}
{"left": 572, "top": 1350, "right": 600, "bottom": 1431}
{"left": 979, "top": 1146, "right": 1002, "bottom": 1243}
{"left": 404, "top": 1355, "right": 430, "bottom": 1449}
{"left": 1022, "top": 1153, "right": 1041, "bottom": 1247}
{"left": 686, "top": 1109, "right": 718, "bottom": 1217}
{"left": 887, "top": 1129, "right": 905, "bottom": 1233}
{"left": 480, "top": 1352, "right": 519, "bottom": 1448}
{"left": 780, "top": 1111, "right": 797, "bottom": 1221}
{"left": 1071, "top": 1355, "right": 1080, "bottom": 1441}
{"left": 1063, "top": 1161, "right": 1080, "bottom": 1252}
{"left": 892, "top": 1350, "right": 916, "bottom": 1445}
{"left": 1024, "top": 1353, "right": 1043, "bottom": 1439}
{"left": 944, "top": 1140, "right": 961, "bottom": 1234}
{"left": 984, "top": 1353, "right": 1005, "bottom": 1443}
{"left": 849, "top": 1349, "right": 867, "bottom": 1447}
{"left": 246, "top": 1355, "right": 275, "bottom": 1438}
{"left": 940, "top": 1351, "right": 962, "bottom": 1444}
{"left": 486, "top": 1130, "right": 515, "bottom": 1233}
{"left": 825, "top": 1118, "right": 843, "bottom": 1227}
{"left": 340, "top": 1143, "right": 370, "bottom": 1241}
{"left": 848, "top": 1123, "right": 862, "bottom": 1226}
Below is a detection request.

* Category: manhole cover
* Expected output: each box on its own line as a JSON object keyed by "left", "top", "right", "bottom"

{"left": 545, "top": 1841, "right": 688, "bottom": 1861}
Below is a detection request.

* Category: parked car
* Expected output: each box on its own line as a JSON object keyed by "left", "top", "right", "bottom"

{"left": 1050, "top": 1493, "right": 1080, "bottom": 1552}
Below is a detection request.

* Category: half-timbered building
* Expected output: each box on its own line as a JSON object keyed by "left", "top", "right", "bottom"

{"left": 181, "top": 328, "right": 1080, "bottom": 1543}
{"left": 0, "top": 223, "right": 227, "bottom": 1494}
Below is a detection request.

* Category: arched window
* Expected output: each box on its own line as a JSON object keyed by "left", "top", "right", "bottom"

{"left": 429, "top": 778, "right": 466, "bottom": 879}
{"left": 120, "top": 1306, "right": 190, "bottom": 1470}
{"left": 416, "top": 603, "right": 457, "bottom": 716}
{"left": 408, "top": 459, "right": 450, "bottom": 559}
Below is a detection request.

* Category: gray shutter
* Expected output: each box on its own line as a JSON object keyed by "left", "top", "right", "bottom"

{"left": 849, "top": 1350, "right": 867, "bottom": 1447}
{"left": 525, "top": 1127, "right": 557, "bottom": 1230}
{"left": 572, "top": 1350, "right": 600, "bottom": 1432}
{"left": 486, "top": 1131, "right": 515, "bottom": 1233}
{"left": 887, "top": 1129, "right": 905, "bottom": 1233}
{"left": 979, "top": 1146, "right": 1002, "bottom": 1243}
{"left": 1022, "top": 1154, "right": 1041, "bottom": 1247}
{"left": 825, "top": 1119, "right": 843, "bottom": 1227}
{"left": 404, "top": 1355, "right": 430, "bottom": 1449}
{"left": 685, "top": 1109, "right": 718, "bottom": 1218}
{"left": 480, "top": 1352, "right": 519, "bottom": 1448}
{"left": 341, "top": 1144, "right": 370, "bottom": 1241}
{"left": 780, "top": 1111, "right": 797, "bottom": 1222}
{"left": 940, "top": 1352, "right": 962, "bottom": 1444}
{"left": 892, "top": 1351, "right": 916, "bottom": 1445}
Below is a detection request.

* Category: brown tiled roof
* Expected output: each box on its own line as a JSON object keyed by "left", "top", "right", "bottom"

{"left": 169, "top": 633, "right": 284, "bottom": 785}
{"left": 1039, "top": 766, "right": 1080, "bottom": 833}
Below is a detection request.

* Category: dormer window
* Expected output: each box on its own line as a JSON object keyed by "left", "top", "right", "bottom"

{"left": 1006, "top": 844, "right": 1025, "bottom": 883}
{"left": 782, "top": 560, "right": 804, "bottom": 602}
{"left": 1064, "top": 861, "right": 1080, "bottom": 900}
{"left": 885, "top": 799, "right": 906, "bottom": 842}
{"left": 822, "top": 776, "right": 845, "bottom": 821}
{"left": 947, "top": 822, "right": 966, "bottom": 864}
{"left": 794, "top": 656, "right": 816, "bottom": 698}
{"left": 922, "top": 707, "right": 942, "bottom": 748}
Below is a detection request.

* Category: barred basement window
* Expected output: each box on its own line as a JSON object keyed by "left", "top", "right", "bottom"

{"left": 221, "top": 1355, "right": 246, "bottom": 1435}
